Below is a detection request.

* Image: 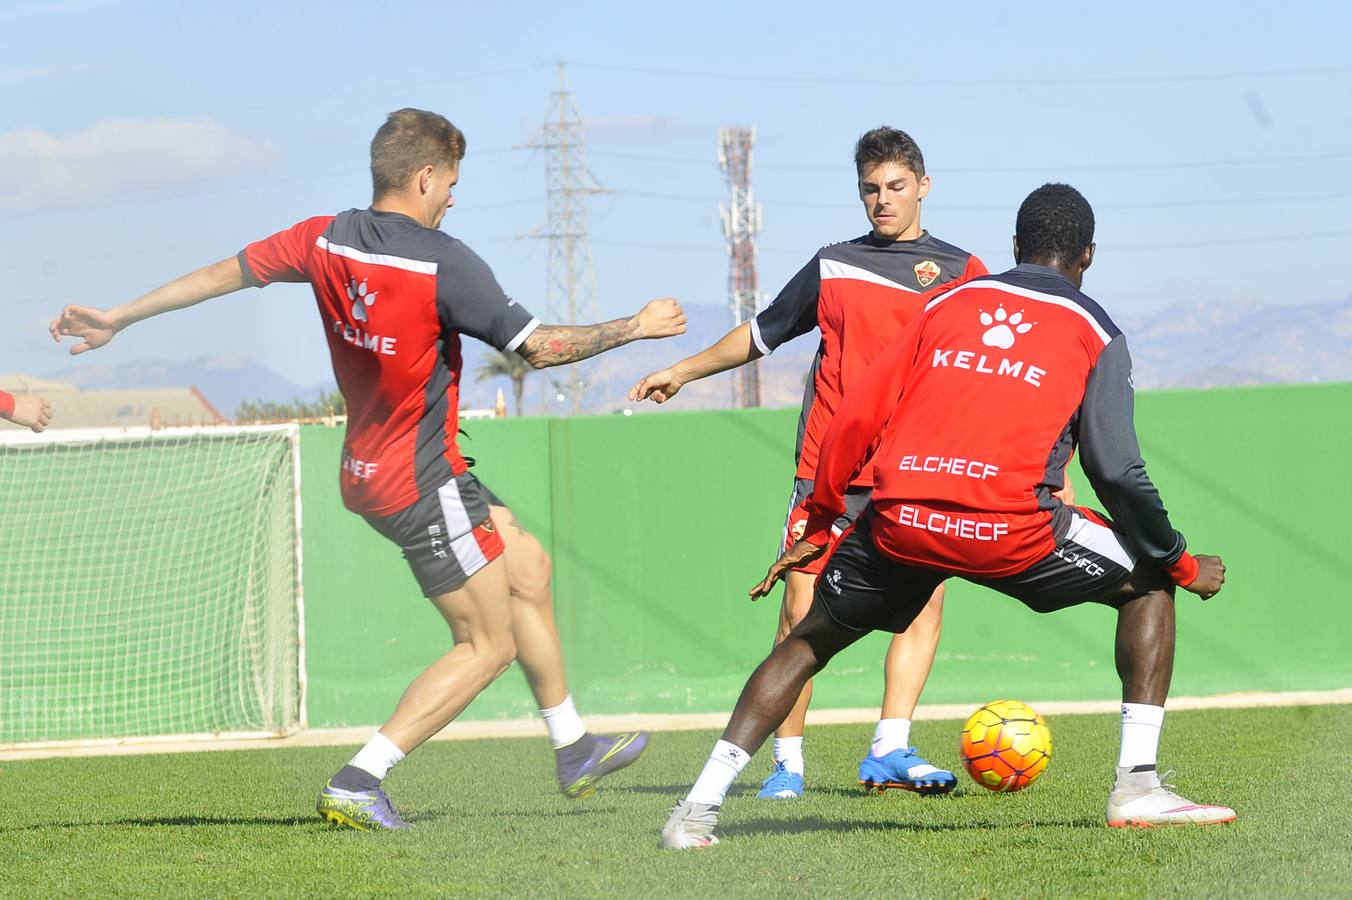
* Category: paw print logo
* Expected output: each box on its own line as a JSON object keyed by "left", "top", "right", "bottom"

{"left": 346, "top": 277, "right": 378, "bottom": 322}
{"left": 979, "top": 306, "right": 1034, "bottom": 349}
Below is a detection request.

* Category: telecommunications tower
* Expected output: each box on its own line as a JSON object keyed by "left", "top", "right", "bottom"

{"left": 718, "top": 127, "right": 763, "bottom": 408}
{"left": 528, "top": 63, "right": 604, "bottom": 415}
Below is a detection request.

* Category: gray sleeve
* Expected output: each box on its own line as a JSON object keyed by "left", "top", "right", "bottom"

{"left": 435, "top": 241, "right": 539, "bottom": 353}
{"left": 751, "top": 256, "right": 820, "bottom": 355}
{"left": 1077, "top": 335, "right": 1189, "bottom": 569}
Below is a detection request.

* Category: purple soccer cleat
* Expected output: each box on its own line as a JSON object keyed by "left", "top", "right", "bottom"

{"left": 556, "top": 731, "right": 651, "bottom": 798}
{"left": 316, "top": 780, "right": 408, "bottom": 831}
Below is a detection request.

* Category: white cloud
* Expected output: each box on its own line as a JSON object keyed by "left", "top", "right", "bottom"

{"left": 0, "top": 117, "right": 279, "bottom": 212}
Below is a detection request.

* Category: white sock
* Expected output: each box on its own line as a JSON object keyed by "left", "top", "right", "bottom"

{"left": 540, "top": 695, "right": 588, "bottom": 750}
{"left": 687, "top": 740, "right": 752, "bottom": 806}
{"left": 870, "top": 718, "right": 912, "bottom": 757}
{"left": 349, "top": 731, "right": 406, "bottom": 781}
{"left": 1117, "top": 703, "right": 1165, "bottom": 769}
{"left": 773, "top": 736, "right": 805, "bottom": 776}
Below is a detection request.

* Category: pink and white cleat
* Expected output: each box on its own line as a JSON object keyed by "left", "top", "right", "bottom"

{"left": 1106, "top": 768, "right": 1236, "bottom": 827}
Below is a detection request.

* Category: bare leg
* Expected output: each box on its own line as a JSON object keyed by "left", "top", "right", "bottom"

{"left": 490, "top": 505, "right": 568, "bottom": 709}
{"left": 878, "top": 584, "right": 945, "bottom": 720}
{"left": 771, "top": 569, "right": 818, "bottom": 739}
{"left": 379, "top": 556, "right": 517, "bottom": 752}
{"left": 1114, "top": 586, "right": 1176, "bottom": 706}
{"left": 724, "top": 602, "right": 867, "bottom": 753}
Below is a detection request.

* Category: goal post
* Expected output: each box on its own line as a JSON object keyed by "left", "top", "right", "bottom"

{"left": 0, "top": 424, "right": 306, "bottom": 749}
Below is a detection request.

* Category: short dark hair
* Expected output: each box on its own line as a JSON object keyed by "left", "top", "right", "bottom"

{"left": 1015, "top": 183, "right": 1095, "bottom": 263}
{"left": 854, "top": 126, "right": 925, "bottom": 178}
{"left": 370, "top": 108, "right": 466, "bottom": 198}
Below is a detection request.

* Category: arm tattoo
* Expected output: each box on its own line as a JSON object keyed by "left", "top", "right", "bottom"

{"left": 519, "top": 317, "right": 637, "bottom": 368}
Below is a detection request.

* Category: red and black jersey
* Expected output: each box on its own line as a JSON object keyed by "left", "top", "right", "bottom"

{"left": 804, "top": 263, "right": 1195, "bottom": 583}
{"left": 239, "top": 209, "right": 539, "bottom": 517}
{"left": 752, "top": 232, "right": 986, "bottom": 487}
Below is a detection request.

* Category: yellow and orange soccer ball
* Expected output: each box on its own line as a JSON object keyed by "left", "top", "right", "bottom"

{"left": 959, "top": 699, "right": 1052, "bottom": 792}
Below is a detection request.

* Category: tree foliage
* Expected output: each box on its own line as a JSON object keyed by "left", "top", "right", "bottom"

{"left": 235, "top": 388, "right": 346, "bottom": 423}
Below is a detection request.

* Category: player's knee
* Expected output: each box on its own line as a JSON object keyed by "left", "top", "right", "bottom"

{"left": 486, "top": 632, "right": 518, "bottom": 677}
{"left": 782, "top": 576, "right": 815, "bottom": 626}
{"left": 509, "top": 539, "right": 553, "bottom": 603}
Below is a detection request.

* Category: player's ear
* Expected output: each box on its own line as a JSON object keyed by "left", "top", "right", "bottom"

{"left": 916, "top": 174, "right": 931, "bottom": 201}
{"left": 1011, "top": 236, "right": 1022, "bottom": 264}
{"left": 417, "top": 165, "right": 435, "bottom": 195}
{"left": 1081, "top": 242, "right": 1095, "bottom": 273}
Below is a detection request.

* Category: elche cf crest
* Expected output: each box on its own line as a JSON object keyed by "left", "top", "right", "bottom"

{"left": 914, "top": 260, "right": 941, "bottom": 288}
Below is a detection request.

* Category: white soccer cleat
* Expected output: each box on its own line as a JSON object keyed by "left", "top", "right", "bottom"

{"left": 661, "top": 800, "right": 722, "bottom": 849}
{"left": 1106, "top": 769, "right": 1236, "bottom": 828}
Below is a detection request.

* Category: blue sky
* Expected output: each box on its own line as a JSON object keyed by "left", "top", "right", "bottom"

{"left": 4, "top": 0, "right": 1350, "bottom": 388}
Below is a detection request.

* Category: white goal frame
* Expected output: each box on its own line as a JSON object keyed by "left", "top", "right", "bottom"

{"left": 0, "top": 423, "right": 308, "bottom": 751}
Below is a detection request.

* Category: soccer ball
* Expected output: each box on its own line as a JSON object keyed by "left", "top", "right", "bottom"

{"left": 959, "top": 699, "right": 1052, "bottom": 792}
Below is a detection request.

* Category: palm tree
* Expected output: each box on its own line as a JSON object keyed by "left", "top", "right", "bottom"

{"left": 475, "top": 349, "right": 532, "bottom": 416}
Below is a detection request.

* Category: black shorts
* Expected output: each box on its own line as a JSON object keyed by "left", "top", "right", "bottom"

{"left": 815, "top": 507, "right": 1138, "bottom": 633}
{"left": 363, "top": 470, "right": 505, "bottom": 598}
{"left": 782, "top": 477, "right": 872, "bottom": 575}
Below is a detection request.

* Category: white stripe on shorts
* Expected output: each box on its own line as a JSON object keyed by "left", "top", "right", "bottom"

{"left": 436, "top": 479, "right": 490, "bottom": 578}
{"left": 1064, "top": 511, "right": 1135, "bottom": 571}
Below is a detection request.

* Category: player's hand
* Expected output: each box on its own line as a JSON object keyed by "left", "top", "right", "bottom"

{"left": 1184, "top": 554, "right": 1226, "bottom": 600}
{"left": 629, "top": 367, "right": 684, "bottom": 403}
{"left": 8, "top": 394, "right": 52, "bottom": 433}
{"left": 1053, "top": 470, "right": 1075, "bottom": 505}
{"left": 749, "top": 540, "right": 826, "bottom": 600}
{"left": 51, "top": 304, "right": 119, "bottom": 355}
{"left": 633, "top": 298, "right": 686, "bottom": 340}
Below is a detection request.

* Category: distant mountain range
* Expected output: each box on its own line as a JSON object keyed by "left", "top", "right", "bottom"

{"left": 44, "top": 297, "right": 1352, "bottom": 417}
{"left": 45, "top": 351, "right": 332, "bottom": 419}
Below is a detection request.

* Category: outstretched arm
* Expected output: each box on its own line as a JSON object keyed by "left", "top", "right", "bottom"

{"left": 628, "top": 321, "right": 760, "bottom": 403}
{"left": 1078, "top": 335, "right": 1208, "bottom": 591}
{"left": 517, "top": 298, "right": 686, "bottom": 369}
{"left": 51, "top": 257, "right": 247, "bottom": 355}
{"left": 0, "top": 391, "right": 52, "bottom": 433}
{"left": 632, "top": 254, "right": 821, "bottom": 404}
{"left": 750, "top": 322, "right": 923, "bottom": 600}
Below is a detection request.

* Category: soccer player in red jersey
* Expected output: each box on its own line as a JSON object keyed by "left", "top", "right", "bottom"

{"left": 662, "top": 184, "right": 1234, "bottom": 848}
{"left": 632, "top": 128, "right": 985, "bottom": 798}
{"left": 50, "top": 108, "right": 687, "bottom": 829}
{"left": 0, "top": 390, "right": 52, "bottom": 433}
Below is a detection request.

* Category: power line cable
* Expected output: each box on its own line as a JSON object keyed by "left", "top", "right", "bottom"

{"left": 568, "top": 60, "right": 1352, "bottom": 88}
{"left": 586, "top": 148, "right": 1352, "bottom": 174}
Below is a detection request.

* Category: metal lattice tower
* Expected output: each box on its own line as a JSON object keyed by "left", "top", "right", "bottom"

{"left": 719, "top": 127, "right": 764, "bottom": 408}
{"left": 528, "top": 63, "right": 604, "bottom": 415}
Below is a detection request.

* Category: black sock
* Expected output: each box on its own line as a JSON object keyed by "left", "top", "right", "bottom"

{"left": 1128, "top": 764, "right": 1157, "bottom": 774}
{"left": 331, "top": 764, "right": 380, "bottom": 792}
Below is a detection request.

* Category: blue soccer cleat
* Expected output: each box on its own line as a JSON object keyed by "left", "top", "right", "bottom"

{"left": 858, "top": 747, "right": 957, "bottom": 796}
{"left": 316, "top": 780, "right": 408, "bottom": 831}
{"left": 757, "top": 760, "right": 805, "bottom": 799}
{"left": 557, "top": 731, "right": 650, "bottom": 798}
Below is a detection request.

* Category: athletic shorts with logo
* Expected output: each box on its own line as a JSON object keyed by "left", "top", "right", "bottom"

{"left": 782, "top": 477, "right": 872, "bottom": 575}
{"left": 816, "top": 506, "right": 1141, "bottom": 633}
{"left": 363, "top": 470, "right": 506, "bottom": 598}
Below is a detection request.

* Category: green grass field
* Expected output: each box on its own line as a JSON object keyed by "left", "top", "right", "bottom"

{"left": 3, "top": 705, "right": 1350, "bottom": 898}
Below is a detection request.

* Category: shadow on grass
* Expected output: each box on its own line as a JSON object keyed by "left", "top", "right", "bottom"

{"left": 721, "top": 815, "right": 1102, "bottom": 838}
{"left": 0, "top": 814, "right": 319, "bottom": 832}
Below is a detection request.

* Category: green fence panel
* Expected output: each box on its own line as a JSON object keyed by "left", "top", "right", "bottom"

{"left": 299, "top": 383, "right": 1352, "bottom": 728}
{"left": 299, "top": 420, "right": 554, "bottom": 727}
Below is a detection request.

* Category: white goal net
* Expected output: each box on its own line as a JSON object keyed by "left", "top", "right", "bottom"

{"left": 0, "top": 425, "right": 305, "bottom": 748}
